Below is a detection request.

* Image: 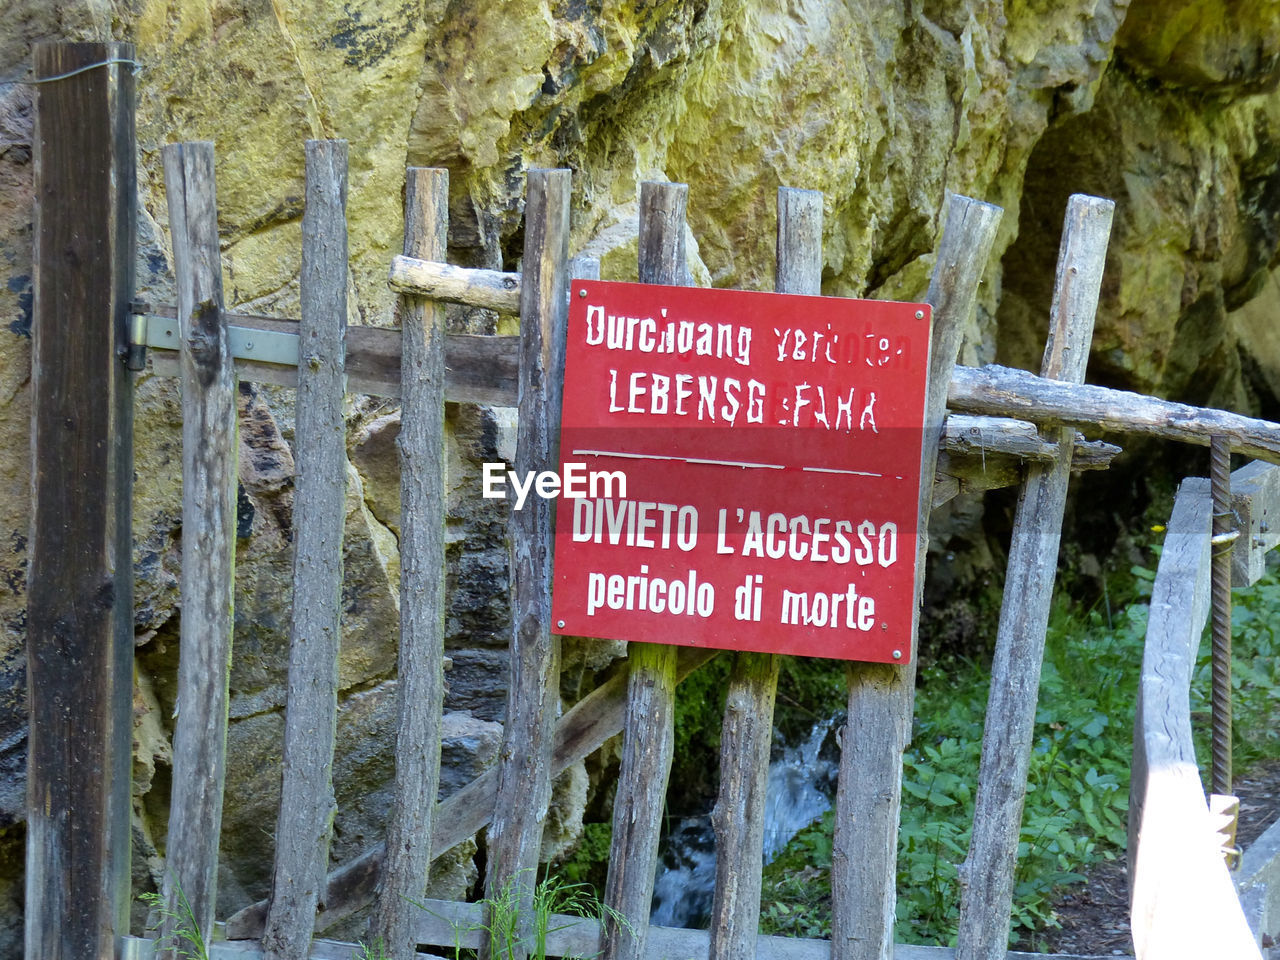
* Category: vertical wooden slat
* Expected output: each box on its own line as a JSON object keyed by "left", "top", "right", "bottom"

{"left": 27, "top": 41, "right": 136, "bottom": 960}
{"left": 484, "top": 168, "right": 572, "bottom": 939}
{"left": 159, "top": 140, "right": 238, "bottom": 958}
{"left": 831, "top": 193, "right": 1002, "bottom": 960}
{"left": 706, "top": 186, "right": 822, "bottom": 960}
{"left": 955, "top": 194, "right": 1114, "bottom": 960}
{"left": 369, "top": 168, "right": 449, "bottom": 960}
{"left": 262, "top": 140, "right": 350, "bottom": 960}
{"left": 707, "top": 653, "right": 779, "bottom": 960}
{"left": 600, "top": 181, "right": 688, "bottom": 960}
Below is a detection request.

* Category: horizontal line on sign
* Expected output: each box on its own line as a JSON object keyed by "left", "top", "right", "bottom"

{"left": 803, "top": 466, "right": 884, "bottom": 478}
{"left": 570, "top": 449, "right": 784, "bottom": 470}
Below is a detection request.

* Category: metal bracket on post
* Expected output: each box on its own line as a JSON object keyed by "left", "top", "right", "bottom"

{"left": 131, "top": 310, "right": 301, "bottom": 367}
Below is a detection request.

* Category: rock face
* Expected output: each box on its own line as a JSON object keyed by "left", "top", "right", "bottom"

{"left": 4, "top": 0, "right": 1280, "bottom": 951}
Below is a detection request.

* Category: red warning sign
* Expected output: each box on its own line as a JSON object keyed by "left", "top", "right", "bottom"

{"left": 550, "top": 280, "right": 931, "bottom": 663}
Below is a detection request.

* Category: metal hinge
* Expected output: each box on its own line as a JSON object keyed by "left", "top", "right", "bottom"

{"left": 127, "top": 311, "right": 300, "bottom": 371}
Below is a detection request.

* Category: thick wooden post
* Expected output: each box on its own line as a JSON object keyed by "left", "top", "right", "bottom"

{"left": 484, "top": 168, "right": 572, "bottom": 942}
{"left": 600, "top": 181, "right": 688, "bottom": 960}
{"left": 27, "top": 41, "right": 136, "bottom": 960}
{"left": 369, "top": 167, "right": 449, "bottom": 960}
{"left": 262, "top": 140, "right": 350, "bottom": 960}
{"left": 159, "top": 140, "right": 237, "bottom": 958}
{"left": 955, "top": 194, "right": 1114, "bottom": 960}
{"left": 706, "top": 186, "right": 821, "bottom": 960}
{"left": 831, "top": 194, "right": 1002, "bottom": 960}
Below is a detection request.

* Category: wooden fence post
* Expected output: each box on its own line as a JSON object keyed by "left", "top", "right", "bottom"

{"left": 262, "top": 139, "right": 350, "bottom": 960}
{"left": 600, "top": 181, "right": 690, "bottom": 960}
{"left": 27, "top": 40, "right": 136, "bottom": 960}
{"left": 159, "top": 140, "right": 237, "bottom": 958}
{"left": 831, "top": 193, "right": 1002, "bottom": 960}
{"left": 955, "top": 194, "right": 1114, "bottom": 960}
{"left": 706, "top": 186, "right": 822, "bottom": 960}
{"left": 369, "top": 167, "right": 450, "bottom": 960}
{"left": 484, "top": 167, "right": 573, "bottom": 943}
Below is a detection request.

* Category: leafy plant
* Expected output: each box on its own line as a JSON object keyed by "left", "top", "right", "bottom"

{"left": 141, "top": 881, "right": 210, "bottom": 960}
{"left": 356, "top": 938, "right": 391, "bottom": 960}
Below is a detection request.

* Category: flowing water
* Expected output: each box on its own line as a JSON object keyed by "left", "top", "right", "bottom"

{"left": 649, "top": 719, "right": 839, "bottom": 928}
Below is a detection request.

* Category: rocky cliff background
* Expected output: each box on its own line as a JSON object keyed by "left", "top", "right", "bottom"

{"left": 2, "top": 0, "right": 1280, "bottom": 951}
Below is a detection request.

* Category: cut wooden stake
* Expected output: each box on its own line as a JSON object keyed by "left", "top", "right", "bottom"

{"left": 601, "top": 181, "right": 689, "bottom": 960}
{"left": 262, "top": 140, "right": 350, "bottom": 960}
{"left": 483, "top": 169, "right": 572, "bottom": 950}
{"left": 832, "top": 193, "right": 1003, "bottom": 960}
{"left": 368, "top": 168, "right": 449, "bottom": 960}
{"left": 389, "top": 254, "right": 521, "bottom": 313}
{"left": 160, "top": 140, "right": 237, "bottom": 960}
{"left": 956, "top": 194, "right": 1115, "bottom": 960}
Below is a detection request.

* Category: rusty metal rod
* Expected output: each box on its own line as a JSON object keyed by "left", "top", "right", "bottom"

{"left": 1210, "top": 435, "right": 1236, "bottom": 797}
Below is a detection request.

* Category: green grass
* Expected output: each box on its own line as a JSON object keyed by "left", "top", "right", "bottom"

{"left": 141, "top": 881, "right": 210, "bottom": 960}
{"left": 433, "top": 870, "right": 630, "bottom": 960}
{"left": 760, "top": 557, "right": 1280, "bottom": 950}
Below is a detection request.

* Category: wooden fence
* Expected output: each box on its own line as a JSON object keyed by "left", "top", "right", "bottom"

{"left": 26, "top": 40, "right": 1279, "bottom": 960}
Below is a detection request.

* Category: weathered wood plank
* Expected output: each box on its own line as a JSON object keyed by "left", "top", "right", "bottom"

{"left": 602, "top": 180, "right": 689, "bottom": 960}
{"left": 27, "top": 40, "right": 137, "bottom": 960}
{"left": 1228, "top": 460, "right": 1280, "bottom": 587}
{"left": 483, "top": 169, "right": 572, "bottom": 943}
{"left": 389, "top": 254, "right": 521, "bottom": 313}
{"left": 775, "top": 185, "right": 823, "bottom": 295}
{"left": 124, "top": 923, "right": 1130, "bottom": 960}
{"left": 956, "top": 195, "right": 1114, "bottom": 960}
{"left": 932, "top": 421, "right": 1121, "bottom": 509}
{"left": 832, "top": 193, "right": 1003, "bottom": 960}
{"left": 225, "top": 649, "right": 721, "bottom": 942}
{"left": 368, "top": 168, "right": 449, "bottom": 960}
{"left": 950, "top": 364, "right": 1280, "bottom": 465}
{"left": 709, "top": 653, "right": 780, "bottom": 960}
{"left": 706, "top": 185, "right": 820, "bottom": 960}
{"left": 1128, "top": 478, "right": 1261, "bottom": 960}
{"left": 262, "top": 140, "right": 350, "bottom": 960}
{"left": 382, "top": 900, "right": 1130, "bottom": 960}
{"left": 159, "top": 140, "right": 238, "bottom": 959}
{"left": 941, "top": 415, "right": 1119, "bottom": 467}
{"left": 119, "top": 936, "right": 440, "bottom": 960}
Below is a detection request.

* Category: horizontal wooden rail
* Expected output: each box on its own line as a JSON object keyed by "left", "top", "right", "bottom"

{"left": 401, "top": 900, "right": 1129, "bottom": 960}
{"left": 120, "top": 927, "right": 1127, "bottom": 960}
{"left": 135, "top": 303, "right": 1280, "bottom": 466}
{"left": 951, "top": 364, "right": 1280, "bottom": 464}
{"left": 137, "top": 303, "right": 516, "bottom": 405}
{"left": 1128, "top": 476, "right": 1262, "bottom": 960}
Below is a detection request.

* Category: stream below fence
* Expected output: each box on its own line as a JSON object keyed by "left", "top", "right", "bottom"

{"left": 650, "top": 719, "right": 840, "bottom": 927}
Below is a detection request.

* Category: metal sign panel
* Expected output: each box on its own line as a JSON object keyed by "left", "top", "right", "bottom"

{"left": 550, "top": 280, "right": 931, "bottom": 663}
